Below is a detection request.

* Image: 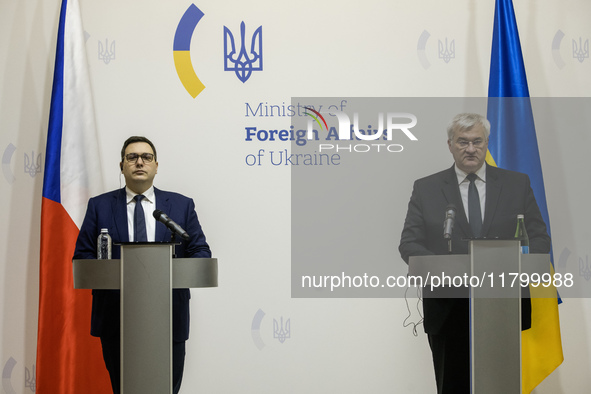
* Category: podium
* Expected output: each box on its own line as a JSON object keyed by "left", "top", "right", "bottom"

{"left": 73, "top": 243, "right": 218, "bottom": 394}
{"left": 409, "top": 239, "right": 550, "bottom": 394}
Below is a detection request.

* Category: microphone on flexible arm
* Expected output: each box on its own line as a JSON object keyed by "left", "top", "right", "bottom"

{"left": 153, "top": 210, "right": 190, "bottom": 240}
{"left": 443, "top": 204, "right": 456, "bottom": 253}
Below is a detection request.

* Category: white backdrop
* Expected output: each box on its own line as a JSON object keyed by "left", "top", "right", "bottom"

{"left": 1, "top": 0, "right": 590, "bottom": 393}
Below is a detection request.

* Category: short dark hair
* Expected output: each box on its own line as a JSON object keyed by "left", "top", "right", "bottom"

{"left": 121, "top": 136, "right": 157, "bottom": 161}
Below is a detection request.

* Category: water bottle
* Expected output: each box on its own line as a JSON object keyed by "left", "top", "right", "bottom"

{"left": 514, "top": 214, "right": 529, "bottom": 254}
{"left": 97, "top": 228, "right": 112, "bottom": 259}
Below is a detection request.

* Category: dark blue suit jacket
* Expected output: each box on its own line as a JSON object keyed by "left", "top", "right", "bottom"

{"left": 73, "top": 187, "right": 211, "bottom": 341}
{"left": 399, "top": 164, "right": 551, "bottom": 334}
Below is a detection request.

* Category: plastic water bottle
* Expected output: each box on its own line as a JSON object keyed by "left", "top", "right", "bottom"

{"left": 514, "top": 214, "right": 529, "bottom": 254}
{"left": 97, "top": 228, "right": 112, "bottom": 259}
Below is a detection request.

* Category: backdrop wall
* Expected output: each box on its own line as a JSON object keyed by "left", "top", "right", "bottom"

{"left": 1, "top": 0, "right": 590, "bottom": 393}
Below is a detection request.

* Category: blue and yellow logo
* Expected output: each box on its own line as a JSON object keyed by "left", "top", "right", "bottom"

{"left": 173, "top": 4, "right": 205, "bottom": 98}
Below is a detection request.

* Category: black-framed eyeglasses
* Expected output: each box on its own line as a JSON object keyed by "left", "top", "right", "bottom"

{"left": 125, "top": 153, "right": 155, "bottom": 163}
{"left": 455, "top": 139, "right": 486, "bottom": 149}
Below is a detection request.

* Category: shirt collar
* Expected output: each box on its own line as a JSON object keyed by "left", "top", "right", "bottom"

{"left": 454, "top": 163, "right": 487, "bottom": 184}
{"left": 126, "top": 186, "right": 155, "bottom": 204}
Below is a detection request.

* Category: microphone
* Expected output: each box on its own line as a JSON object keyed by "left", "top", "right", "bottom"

{"left": 153, "top": 210, "right": 190, "bottom": 240}
{"left": 443, "top": 204, "right": 456, "bottom": 239}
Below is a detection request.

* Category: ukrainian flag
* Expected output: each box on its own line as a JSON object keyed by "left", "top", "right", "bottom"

{"left": 486, "top": 0, "right": 564, "bottom": 392}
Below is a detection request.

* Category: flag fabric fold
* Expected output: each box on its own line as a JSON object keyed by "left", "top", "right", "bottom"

{"left": 37, "top": 0, "right": 110, "bottom": 392}
{"left": 486, "top": 0, "right": 564, "bottom": 392}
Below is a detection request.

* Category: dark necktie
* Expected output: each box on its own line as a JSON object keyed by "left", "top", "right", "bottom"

{"left": 467, "top": 173, "right": 482, "bottom": 238}
{"left": 133, "top": 194, "right": 147, "bottom": 242}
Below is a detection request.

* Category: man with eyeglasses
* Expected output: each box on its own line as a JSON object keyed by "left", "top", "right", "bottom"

{"left": 74, "top": 136, "right": 211, "bottom": 394}
{"left": 399, "top": 113, "right": 550, "bottom": 394}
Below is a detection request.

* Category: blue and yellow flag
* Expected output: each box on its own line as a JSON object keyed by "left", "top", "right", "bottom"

{"left": 486, "top": 0, "right": 563, "bottom": 392}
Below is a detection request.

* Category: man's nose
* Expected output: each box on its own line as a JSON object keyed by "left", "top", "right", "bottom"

{"left": 466, "top": 143, "right": 477, "bottom": 153}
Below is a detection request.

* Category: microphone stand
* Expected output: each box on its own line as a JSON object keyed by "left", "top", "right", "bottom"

{"left": 443, "top": 205, "right": 456, "bottom": 255}
{"left": 170, "top": 232, "right": 177, "bottom": 258}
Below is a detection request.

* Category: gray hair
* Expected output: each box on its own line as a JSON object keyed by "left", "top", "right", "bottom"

{"left": 446, "top": 113, "right": 491, "bottom": 140}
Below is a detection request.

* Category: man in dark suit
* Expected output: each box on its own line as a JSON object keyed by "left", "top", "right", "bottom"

{"left": 399, "top": 113, "right": 550, "bottom": 394}
{"left": 73, "top": 136, "right": 211, "bottom": 394}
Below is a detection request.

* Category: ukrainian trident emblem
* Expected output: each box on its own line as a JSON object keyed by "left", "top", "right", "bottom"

{"left": 24, "top": 151, "right": 41, "bottom": 177}
{"left": 223, "top": 22, "right": 263, "bottom": 83}
{"left": 25, "top": 364, "right": 36, "bottom": 391}
{"left": 580, "top": 255, "right": 591, "bottom": 281}
{"left": 273, "top": 316, "right": 291, "bottom": 344}
{"left": 572, "top": 37, "right": 589, "bottom": 63}
{"left": 98, "top": 38, "right": 116, "bottom": 64}
{"left": 438, "top": 38, "right": 455, "bottom": 63}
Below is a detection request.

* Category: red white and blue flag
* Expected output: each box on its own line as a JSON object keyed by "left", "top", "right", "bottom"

{"left": 37, "top": 0, "right": 110, "bottom": 392}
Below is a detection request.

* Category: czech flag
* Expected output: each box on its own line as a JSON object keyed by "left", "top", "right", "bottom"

{"left": 37, "top": 0, "right": 110, "bottom": 392}
{"left": 486, "top": 0, "right": 564, "bottom": 392}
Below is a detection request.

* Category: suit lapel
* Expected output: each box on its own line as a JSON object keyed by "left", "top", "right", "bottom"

{"left": 441, "top": 165, "right": 473, "bottom": 238}
{"left": 154, "top": 188, "right": 172, "bottom": 242}
{"left": 482, "top": 164, "right": 501, "bottom": 237}
{"left": 113, "top": 188, "right": 129, "bottom": 242}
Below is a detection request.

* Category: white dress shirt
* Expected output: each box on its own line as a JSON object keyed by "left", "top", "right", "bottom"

{"left": 455, "top": 164, "right": 486, "bottom": 222}
{"left": 126, "top": 186, "right": 156, "bottom": 242}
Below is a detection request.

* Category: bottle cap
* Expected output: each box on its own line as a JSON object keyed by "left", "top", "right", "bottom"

{"left": 101, "top": 228, "right": 108, "bottom": 232}
{"left": 517, "top": 214, "right": 524, "bottom": 219}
